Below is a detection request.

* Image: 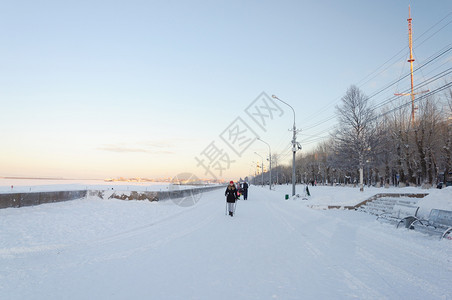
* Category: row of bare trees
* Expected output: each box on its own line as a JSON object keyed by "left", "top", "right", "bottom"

{"left": 259, "top": 86, "right": 452, "bottom": 189}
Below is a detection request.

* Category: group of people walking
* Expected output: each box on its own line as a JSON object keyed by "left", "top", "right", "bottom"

{"left": 225, "top": 180, "right": 249, "bottom": 217}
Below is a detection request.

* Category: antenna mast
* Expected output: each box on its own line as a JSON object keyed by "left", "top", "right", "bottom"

{"left": 394, "top": 5, "right": 429, "bottom": 124}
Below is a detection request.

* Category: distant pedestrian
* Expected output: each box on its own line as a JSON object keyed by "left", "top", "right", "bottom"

{"left": 242, "top": 181, "right": 249, "bottom": 200}
{"left": 236, "top": 182, "right": 242, "bottom": 200}
{"left": 225, "top": 181, "right": 238, "bottom": 217}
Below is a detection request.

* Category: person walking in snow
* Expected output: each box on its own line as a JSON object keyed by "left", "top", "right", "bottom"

{"left": 242, "top": 181, "right": 249, "bottom": 200}
{"left": 225, "top": 181, "right": 238, "bottom": 217}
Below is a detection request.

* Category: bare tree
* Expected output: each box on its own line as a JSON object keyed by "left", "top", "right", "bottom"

{"left": 272, "top": 153, "right": 279, "bottom": 184}
{"left": 439, "top": 88, "right": 452, "bottom": 183}
{"left": 267, "top": 89, "right": 452, "bottom": 190}
{"left": 334, "top": 85, "right": 376, "bottom": 191}
{"left": 386, "top": 102, "right": 411, "bottom": 186}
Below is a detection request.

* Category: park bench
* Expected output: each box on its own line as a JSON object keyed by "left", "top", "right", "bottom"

{"left": 376, "top": 203, "right": 420, "bottom": 228}
{"left": 410, "top": 209, "right": 452, "bottom": 240}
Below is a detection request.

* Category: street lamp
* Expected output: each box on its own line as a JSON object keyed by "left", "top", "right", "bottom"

{"left": 254, "top": 152, "right": 264, "bottom": 187}
{"left": 272, "top": 95, "right": 301, "bottom": 196}
{"left": 257, "top": 137, "right": 272, "bottom": 190}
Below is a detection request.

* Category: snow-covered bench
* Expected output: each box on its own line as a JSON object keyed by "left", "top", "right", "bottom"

{"left": 377, "top": 203, "right": 420, "bottom": 228}
{"left": 358, "top": 198, "right": 396, "bottom": 215}
{"left": 411, "top": 209, "right": 452, "bottom": 240}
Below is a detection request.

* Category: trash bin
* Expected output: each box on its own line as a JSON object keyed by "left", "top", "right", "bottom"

{"left": 285, "top": 194, "right": 289, "bottom": 200}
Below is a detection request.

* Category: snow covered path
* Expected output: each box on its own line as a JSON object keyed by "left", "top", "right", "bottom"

{"left": 1, "top": 186, "right": 451, "bottom": 299}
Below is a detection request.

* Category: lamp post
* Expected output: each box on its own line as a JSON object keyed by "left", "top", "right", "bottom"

{"left": 272, "top": 95, "right": 300, "bottom": 196}
{"left": 255, "top": 152, "right": 264, "bottom": 187}
{"left": 251, "top": 161, "right": 258, "bottom": 186}
{"left": 257, "top": 137, "right": 272, "bottom": 190}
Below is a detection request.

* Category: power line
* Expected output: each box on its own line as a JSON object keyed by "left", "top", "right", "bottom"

{"left": 372, "top": 66, "right": 452, "bottom": 111}
{"left": 415, "top": 12, "right": 452, "bottom": 42}
{"left": 358, "top": 12, "right": 452, "bottom": 89}
{"left": 296, "top": 82, "right": 452, "bottom": 150}
{"left": 367, "top": 45, "right": 452, "bottom": 100}
{"left": 301, "top": 45, "right": 452, "bottom": 133}
{"left": 295, "top": 69, "right": 452, "bottom": 149}
{"left": 372, "top": 81, "right": 452, "bottom": 121}
{"left": 278, "top": 13, "right": 452, "bottom": 164}
{"left": 300, "top": 12, "right": 452, "bottom": 126}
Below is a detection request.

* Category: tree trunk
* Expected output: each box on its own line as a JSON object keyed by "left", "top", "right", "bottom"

{"left": 359, "top": 154, "right": 364, "bottom": 191}
{"left": 359, "top": 166, "right": 364, "bottom": 191}
{"left": 415, "top": 129, "right": 427, "bottom": 184}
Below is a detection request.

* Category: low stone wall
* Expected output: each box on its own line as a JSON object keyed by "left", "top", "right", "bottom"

{"left": 0, "top": 186, "right": 225, "bottom": 209}
{"left": 0, "top": 190, "right": 87, "bottom": 209}
{"left": 99, "top": 185, "right": 224, "bottom": 202}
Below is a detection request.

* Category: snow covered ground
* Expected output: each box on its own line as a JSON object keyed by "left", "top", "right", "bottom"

{"left": 1, "top": 185, "right": 451, "bottom": 299}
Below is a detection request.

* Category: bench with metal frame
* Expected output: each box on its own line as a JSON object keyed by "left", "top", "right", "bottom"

{"left": 377, "top": 203, "right": 420, "bottom": 228}
{"left": 410, "top": 209, "right": 452, "bottom": 240}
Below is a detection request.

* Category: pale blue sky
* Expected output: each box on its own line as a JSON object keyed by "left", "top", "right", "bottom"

{"left": 1, "top": 0, "right": 451, "bottom": 180}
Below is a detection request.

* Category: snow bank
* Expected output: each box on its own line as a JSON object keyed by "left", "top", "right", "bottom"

{"left": 416, "top": 186, "right": 452, "bottom": 218}
{"left": 271, "top": 184, "right": 452, "bottom": 213}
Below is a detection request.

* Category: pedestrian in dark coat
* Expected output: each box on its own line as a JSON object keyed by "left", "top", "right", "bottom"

{"left": 225, "top": 181, "right": 238, "bottom": 216}
{"left": 242, "top": 181, "right": 249, "bottom": 200}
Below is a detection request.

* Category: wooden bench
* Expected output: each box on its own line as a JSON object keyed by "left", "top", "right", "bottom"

{"left": 377, "top": 203, "right": 420, "bottom": 228}
{"left": 411, "top": 209, "right": 452, "bottom": 240}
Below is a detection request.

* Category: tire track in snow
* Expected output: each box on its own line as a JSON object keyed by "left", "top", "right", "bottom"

{"left": 79, "top": 203, "right": 208, "bottom": 248}
{"left": 84, "top": 213, "right": 217, "bottom": 263}
{"left": 65, "top": 197, "right": 218, "bottom": 262}
{"left": 357, "top": 222, "right": 452, "bottom": 271}
{"left": 262, "top": 199, "right": 388, "bottom": 299}
{"left": 350, "top": 227, "right": 452, "bottom": 299}
{"left": 356, "top": 247, "right": 451, "bottom": 299}
{"left": 267, "top": 199, "right": 451, "bottom": 299}
{"left": 0, "top": 206, "right": 197, "bottom": 259}
{"left": 1, "top": 193, "right": 218, "bottom": 261}
{"left": 271, "top": 202, "right": 416, "bottom": 298}
{"left": 0, "top": 244, "right": 67, "bottom": 258}
{"left": 339, "top": 216, "right": 452, "bottom": 298}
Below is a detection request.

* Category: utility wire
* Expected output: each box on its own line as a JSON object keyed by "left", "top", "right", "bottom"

{"left": 280, "top": 13, "right": 452, "bottom": 164}
{"left": 301, "top": 45, "right": 452, "bottom": 132}
{"left": 296, "top": 69, "right": 452, "bottom": 147}
{"left": 300, "top": 12, "right": 452, "bottom": 126}
{"left": 367, "top": 45, "right": 452, "bottom": 100}
{"left": 372, "top": 81, "right": 452, "bottom": 121}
